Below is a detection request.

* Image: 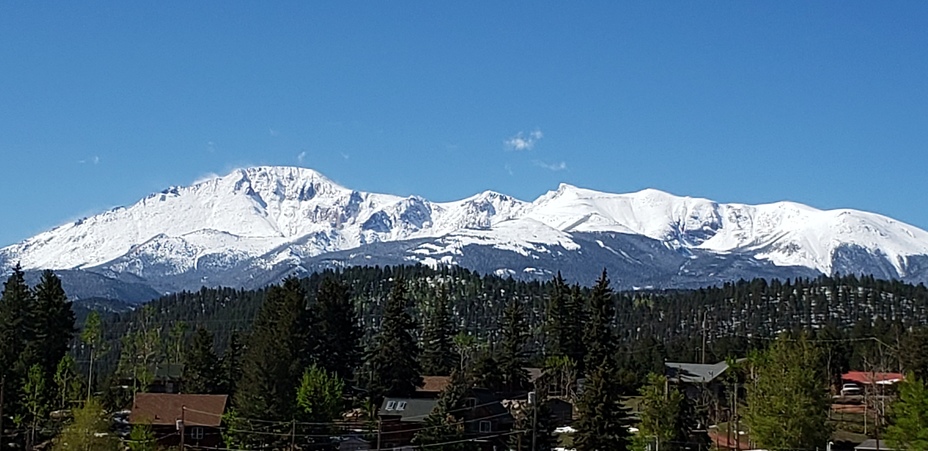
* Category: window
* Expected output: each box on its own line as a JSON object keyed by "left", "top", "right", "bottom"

{"left": 464, "top": 398, "right": 477, "bottom": 409}
{"left": 479, "top": 421, "right": 492, "bottom": 433}
{"left": 385, "top": 401, "right": 397, "bottom": 411}
{"left": 396, "top": 401, "right": 407, "bottom": 411}
{"left": 190, "top": 427, "right": 204, "bottom": 440}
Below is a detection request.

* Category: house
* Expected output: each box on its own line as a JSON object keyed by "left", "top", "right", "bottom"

{"left": 842, "top": 371, "right": 905, "bottom": 387}
{"left": 378, "top": 388, "right": 513, "bottom": 451}
{"left": 665, "top": 360, "right": 743, "bottom": 428}
{"left": 129, "top": 393, "right": 228, "bottom": 449}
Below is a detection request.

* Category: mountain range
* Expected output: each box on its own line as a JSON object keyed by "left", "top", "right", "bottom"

{"left": 4, "top": 166, "right": 928, "bottom": 302}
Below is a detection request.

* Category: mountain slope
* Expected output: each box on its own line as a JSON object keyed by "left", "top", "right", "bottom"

{"left": 2, "top": 166, "right": 927, "bottom": 296}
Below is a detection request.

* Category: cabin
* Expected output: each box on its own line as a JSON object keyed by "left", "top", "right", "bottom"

{"left": 129, "top": 393, "right": 228, "bottom": 449}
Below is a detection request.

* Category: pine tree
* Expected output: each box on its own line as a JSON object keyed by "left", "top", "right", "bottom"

{"left": 314, "top": 277, "right": 361, "bottom": 383}
{"left": 583, "top": 269, "right": 616, "bottom": 374}
{"left": 29, "top": 270, "right": 76, "bottom": 379}
{"left": 498, "top": 297, "right": 529, "bottom": 393}
{"left": 743, "top": 335, "right": 832, "bottom": 450}
{"left": 574, "top": 360, "right": 633, "bottom": 451}
{"left": 0, "top": 264, "right": 32, "bottom": 421}
{"left": 184, "top": 327, "right": 220, "bottom": 394}
{"left": 420, "top": 286, "right": 457, "bottom": 376}
{"left": 366, "top": 278, "right": 422, "bottom": 399}
{"left": 544, "top": 272, "right": 572, "bottom": 357}
{"left": 235, "top": 276, "right": 315, "bottom": 429}
{"left": 219, "top": 331, "right": 244, "bottom": 399}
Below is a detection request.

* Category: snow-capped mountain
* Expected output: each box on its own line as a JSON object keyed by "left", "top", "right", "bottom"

{"left": 3, "top": 166, "right": 928, "bottom": 300}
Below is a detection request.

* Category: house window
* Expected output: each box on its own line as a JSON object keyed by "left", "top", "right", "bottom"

{"left": 396, "top": 401, "right": 407, "bottom": 411}
{"left": 464, "top": 398, "right": 477, "bottom": 409}
{"left": 190, "top": 427, "right": 204, "bottom": 440}
{"left": 385, "top": 401, "right": 397, "bottom": 411}
{"left": 479, "top": 421, "right": 492, "bottom": 433}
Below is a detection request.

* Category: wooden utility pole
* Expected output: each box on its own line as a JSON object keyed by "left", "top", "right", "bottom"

{"left": 701, "top": 309, "right": 708, "bottom": 364}
{"left": 290, "top": 419, "right": 296, "bottom": 451}
{"left": 179, "top": 405, "right": 186, "bottom": 450}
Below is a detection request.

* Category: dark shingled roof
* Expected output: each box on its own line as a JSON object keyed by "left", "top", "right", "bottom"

{"left": 665, "top": 361, "right": 729, "bottom": 384}
{"left": 130, "top": 393, "right": 228, "bottom": 427}
{"left": 378, "top": 397, "right": 438, "bottom": 422}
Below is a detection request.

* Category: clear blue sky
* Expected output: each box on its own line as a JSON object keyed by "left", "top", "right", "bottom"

{"left": 2, "top": 2, "right": 927, "bottom": 247}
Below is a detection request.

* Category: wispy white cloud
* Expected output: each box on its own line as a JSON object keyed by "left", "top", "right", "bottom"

{"left": 504, "top": 129, "right": 543, "bottom": 151}
{"left": 269, "top": 128, "right": 279, "bottom": 137}
{"left": 505, "top": 164, "right": 514, "bottom": 176}
{"left": 534, "top": 160, "right": 567, "bottom": 171}
{"left": 93, "top": 156, "right": 100, "bottom": 165}
{"left": 206, "top": 141, "right": 216, "bottom": 153}
{"left": 297, "top": 151, "right": 307, "bottom": 164}
{"left": 78, "top": 156, "right": 101, "bottom": 165}
{"left": 192, "top": 172, "right": 220, "bottom": 185}
{"left": 340, "top": 152, "right": 350, "bottom": 160}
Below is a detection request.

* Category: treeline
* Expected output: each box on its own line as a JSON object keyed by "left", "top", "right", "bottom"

{"left": 86, "top": 266, "right": 928, "bottom": 389}
{"left": 6, "top": 264, "right": 928, "bottom": 449}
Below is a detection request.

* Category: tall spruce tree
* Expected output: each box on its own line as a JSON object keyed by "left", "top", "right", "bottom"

{"left": 498, "top": 297, "right": 529, "bottom": 393}
{"left": 235, "top": 276, "right": 315, "bottom": 433}
{"left": 219, "top": 331, "right": 244, "bottom": 399}
{"left": 366, "top": 278, "right": 422, "bottom": 399}
{"left": 184, "top": 327, "right": 220, "bottom": 394}
{"left": 420, "top": 286, "right": 457, "bottom": 376}
{"left": 27, "top": 271, "right": 76, "bottom": 391}
{"left": 574, "top": 359, "right": 633, "bottom": 451}
{"left": 0, "top": 264, "right": 32, "bottom": 420}
{"left": 313, "top": 277, "right": 361, "bottom": 383}
{"left": 583, "top": 269, "right": 616, "bottom": 374}
{"left": 544, "top": 272, "right": 572, "bottom": 358}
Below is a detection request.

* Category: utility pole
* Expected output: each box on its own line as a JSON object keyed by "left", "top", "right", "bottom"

{"left": 376, "top": 417, "right": 382, "bottom": 451}
{"left": 701, "top": 309, "right": 707, "bottom": 364}
{"left": 290, "top": 419, "right": 296, "bottom": 450}
{"left": 530, "top": 391, "right": 538, "bottom": 451}
{"left": 179, "top": 405, "right": 186, "bottom": 450}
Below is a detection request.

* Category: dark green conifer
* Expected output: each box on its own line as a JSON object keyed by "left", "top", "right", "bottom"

{"left": 420, "top": 286, "right": 457, "bottom": 376}
{"left": 583, "top": 269, "right": 616, "bottom": 374}
{"left": 184, "top": 327, "right": 220, "bottom": 394}
{"left": 498, "top": 297, "right": 529, "bottom": 393}
{"left": 366, "top": 278, "right": 422, "bottom": 399}
{"left": 235, "top": 276, "right": 315, "bottom": 438}
{"left": 574, "top": 359, "right": 633, "bottom": 451}
{"left": 313, "top": 277, "right": 361, "bottom": 383}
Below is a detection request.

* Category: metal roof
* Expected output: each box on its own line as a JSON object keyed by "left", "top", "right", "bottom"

{"left": 664, "top": 361, "right": 730, "bottom": 383}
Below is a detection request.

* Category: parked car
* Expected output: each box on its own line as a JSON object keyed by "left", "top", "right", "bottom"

{"left": 841, "top": 383, "right": 862, "bottom": 396}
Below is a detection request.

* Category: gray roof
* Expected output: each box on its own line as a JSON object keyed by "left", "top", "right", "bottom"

{"left": 856, "top": 439, "right": 895, "bottom": 451}
{"left": 665, "top": 361, "right": 729, "bottom": 383}
{"left": 378, "top": 397, "right": 438, "bottom": 422}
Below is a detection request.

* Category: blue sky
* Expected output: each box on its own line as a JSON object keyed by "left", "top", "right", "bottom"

{"left": 1, "top": 2, "right": 927, "bottom": 247}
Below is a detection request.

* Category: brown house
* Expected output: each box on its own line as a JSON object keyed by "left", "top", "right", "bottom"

{"left": 129, "top": 393, "right": 228, "bottom": 449}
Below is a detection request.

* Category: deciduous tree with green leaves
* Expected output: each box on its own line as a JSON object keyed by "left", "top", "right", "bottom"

{"left": 742, "top": 335, "right": 831, "bottom": 451}
{"left": 53, "top": 398, "right": 119, "bottom": 451}
{"left": 634, "top": 373, "right": 685, "bottom": 451}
